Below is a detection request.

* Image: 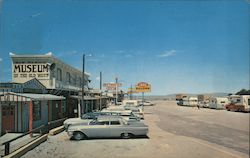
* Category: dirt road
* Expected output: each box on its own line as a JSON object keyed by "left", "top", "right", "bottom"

{"left": 22, "top": 101, "right": 249, "bottom": 158}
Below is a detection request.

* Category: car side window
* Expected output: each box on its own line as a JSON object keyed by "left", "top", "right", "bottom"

{"left": 110, "top": 121, "right": 121, "bottom": 125}
{"left": 97, "top": 121, "right": 109, "bottom": 125}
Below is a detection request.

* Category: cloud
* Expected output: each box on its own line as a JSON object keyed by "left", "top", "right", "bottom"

{"left": 157, "top": 50, "right": 177, "bottom": 58}
{"left": 31, "top": 12, "right": 43, "bottom": 18}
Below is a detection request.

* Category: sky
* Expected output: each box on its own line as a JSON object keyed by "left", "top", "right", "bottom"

{"left": 0, "top": 0, "right": 249, "bottom": 95}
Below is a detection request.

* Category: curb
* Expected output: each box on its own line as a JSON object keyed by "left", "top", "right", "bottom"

{"left": 4, "top": 134, "right": 47, "bottom": 158}
{"left": 49, "top": 126, "right": 65, "bottom": 136}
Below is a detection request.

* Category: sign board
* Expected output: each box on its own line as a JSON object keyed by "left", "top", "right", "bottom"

{"left": 135, "top": 82, "right": 151, "bottom": 93}
{"left": 12, "top": 63, "right": 50, "bottom": 79}
{"left": 103, "top": 83, "right": 122, "bottom": 87}
{"left": 103, "top": 83, "right": 122, "bottom": 91}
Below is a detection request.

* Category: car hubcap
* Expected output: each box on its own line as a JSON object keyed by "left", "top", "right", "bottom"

{"left": 75, "top": 133, "right": 82, "bottom": 140}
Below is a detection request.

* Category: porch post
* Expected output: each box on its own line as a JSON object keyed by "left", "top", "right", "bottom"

{"left": 60, "top": 99, "right": 62, "bottom": 118}
{"left": 21, "top": 96, "right": 23, "bottom": 131}
{"left": 16, "top": 95, "right": 18, "bottom": 132}
{"left": 29, "top": 99, "right": 33, "bottom": 137}
{"left": 48, "top": 100, "right": 50, "bottom": 122}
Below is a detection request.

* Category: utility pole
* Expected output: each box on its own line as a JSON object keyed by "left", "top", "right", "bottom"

{"left": 0, "top": 59, "right": 3, "bottom": 82}
{"left": 130, "top": 84, "right": 132, "bottom": 100}
{"left": 100, "top": 71, "right": 102, "bottom": 110}
{"left": 115, "top": 77, "right": 118, "bottom": 105}
{"left": 81, "top": 54, "right": 85, "bottom": 116}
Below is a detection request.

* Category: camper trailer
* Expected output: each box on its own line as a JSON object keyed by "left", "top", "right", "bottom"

{"left": 182, "top": 97, "right": 198, "bottom": 107}
{"left": 226, "top": 95, "right": 250, "bottom": 112}
{"left": 209, "top": 97, "right": 229, "bottom": 109}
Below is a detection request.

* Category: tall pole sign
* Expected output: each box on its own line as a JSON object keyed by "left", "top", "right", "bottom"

{"left": 115, "top": 77, "right": 118, "bottom": 105}
{"left": 135, "top": 82, "right": 151, "bottom": 106}
{"left": 103, "top": 80, "right": 122, "bottom": 105}
{"left": 100, "top": 71, "right": 102, "bottom": 110}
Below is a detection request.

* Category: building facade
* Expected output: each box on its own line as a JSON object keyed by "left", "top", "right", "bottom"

{"left": 10, "top": 52, "right": 90, "bottom": 92}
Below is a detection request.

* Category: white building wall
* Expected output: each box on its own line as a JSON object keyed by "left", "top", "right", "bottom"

{"left": 11, "top": 54, "right": 90, "bottom": 91}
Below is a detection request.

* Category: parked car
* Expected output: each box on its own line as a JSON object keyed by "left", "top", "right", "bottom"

{"left": 122, "top": 100, "right": 140, "bottom": 107}
{"left": 67, "top": 116, "right": 148, "bottom": 140}
{"left": 101, "top": 109, "right": 141, "bottom": 121}
{"left": 124, "top": 106, "right": 144, "bottom": 119}
{"left": 63, "top": 112, "right": 116, "bottom": 130}
{"left": 143, "top": 101, "right": 154, "bottom": 106}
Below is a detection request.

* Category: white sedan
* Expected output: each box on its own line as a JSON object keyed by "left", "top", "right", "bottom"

{"left": 67, "top": 116, "right": 148, "bottom": 140}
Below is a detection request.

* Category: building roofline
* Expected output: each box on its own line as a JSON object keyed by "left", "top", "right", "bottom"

{"left": 10, "top": 52, "right": 90, "bottom": 76}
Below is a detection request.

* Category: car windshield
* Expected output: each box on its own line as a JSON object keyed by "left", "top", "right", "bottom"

{"left": 82, "top": 113, "right": 100, "bottom": 119}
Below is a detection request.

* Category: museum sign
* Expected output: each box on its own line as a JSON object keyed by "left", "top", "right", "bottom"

{"left": 13, "top": 63, "right": 50, "bottom": 79}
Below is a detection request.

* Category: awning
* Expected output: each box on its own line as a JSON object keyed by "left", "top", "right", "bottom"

{"left": 0, "top": 92, "right": 65, "bottom": 101}
{"left": 70, "top": 95, "right": 99, "bottom": 100}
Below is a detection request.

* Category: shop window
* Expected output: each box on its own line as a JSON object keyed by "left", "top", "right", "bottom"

{"left": 61, "top": 101, "right": 67, "bottom": 116}
{"left": 66, "top": 72, "right": 71, "bottom": 84}
{"left": 79, "top": 77, "right": 82, "bottom": 87}
{"left": 73, "top": 74, "right": 77, "bottom": 85}
{"left": 56, "top": 68, "right": 62, "bottom": 81}
{"left": 33, "top": 101, "right": 41, "bottom": 121}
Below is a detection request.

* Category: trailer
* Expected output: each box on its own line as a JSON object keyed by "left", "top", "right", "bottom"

{"left": 226, "top": 95, "right": 250, "bottom": 112}
{"left": 182, "top": 97, "right": 198, "bottom": 107}
{"left": 209, "top": 97, "right": 229, "bottom": 109}
{"left": 176, "top": 94, "right": 187, "bottom": 101}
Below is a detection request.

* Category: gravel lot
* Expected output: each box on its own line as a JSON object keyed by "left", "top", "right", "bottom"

{"left": 22, "top": 101, "right": 249, "bottom": 158}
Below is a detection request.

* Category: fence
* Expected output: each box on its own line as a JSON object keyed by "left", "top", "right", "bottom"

{"left": 1, "top": 117, "right": 67, "bottom": 156}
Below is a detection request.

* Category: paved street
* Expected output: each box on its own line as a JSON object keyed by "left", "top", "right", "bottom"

{"left": 22, "top": 101, "right": 249, "bottom": 158}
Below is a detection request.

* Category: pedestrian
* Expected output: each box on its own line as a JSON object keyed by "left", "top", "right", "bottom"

{"left": 197, "top": 104, "right": 200, "bottom": 110}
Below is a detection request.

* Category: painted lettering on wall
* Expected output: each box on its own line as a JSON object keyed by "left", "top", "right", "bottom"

{"left": 13, "top": 64, "right": 50, "bottom": 79}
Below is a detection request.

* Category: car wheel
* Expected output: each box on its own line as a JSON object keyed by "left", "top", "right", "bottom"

{"left": 73, "top": 131, "right": 85, "bottom": 140}
{"left": 121, "top": 133, "right": 133, "bottom": 139}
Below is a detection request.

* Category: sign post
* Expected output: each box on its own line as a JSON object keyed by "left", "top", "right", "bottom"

{"left": 135, "top": 82, "right": 151, "bottom": 109}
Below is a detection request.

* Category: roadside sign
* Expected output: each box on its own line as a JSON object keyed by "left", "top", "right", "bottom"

{"left": 135, "top": 82, "right": 151, "bottom": 93}
{"left": 103, "top": 83, "right": 122, "bottom": 87}
{"left": 103, "top": 83, "right": 122, "bottom": 91}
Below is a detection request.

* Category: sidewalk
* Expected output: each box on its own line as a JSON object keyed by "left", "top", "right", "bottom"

{"left": 0, "top": 133, "right": 40, "bottom": 156}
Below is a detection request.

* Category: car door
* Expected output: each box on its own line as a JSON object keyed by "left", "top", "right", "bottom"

{"left": 88, "top": 120, "right": 110, "bottom": 138}
{"left": 109, "top": 120, "right": 123, "bottom": 137}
